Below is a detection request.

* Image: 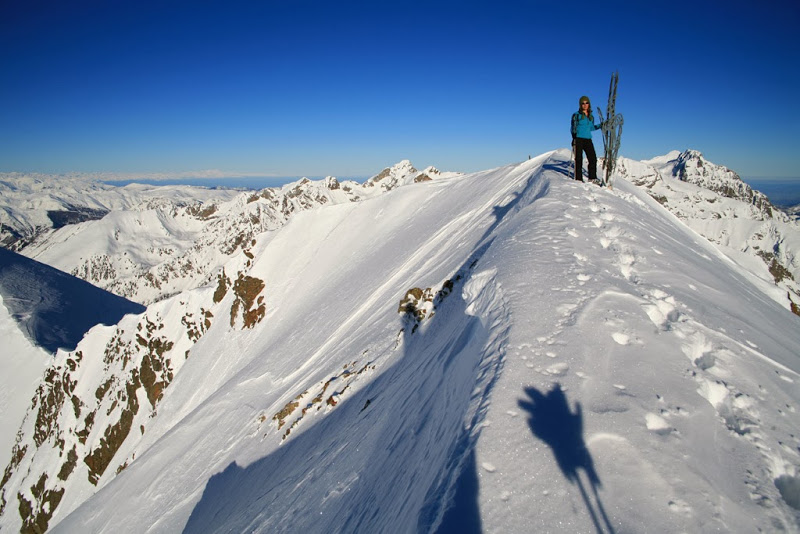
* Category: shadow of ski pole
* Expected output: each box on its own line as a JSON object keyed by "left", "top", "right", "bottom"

{"left": 518, "top": 383, "right": 616, "bottom": 534}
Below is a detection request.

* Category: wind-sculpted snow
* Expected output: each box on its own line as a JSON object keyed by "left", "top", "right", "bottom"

{"left": 2, "top": 151, "right": 800, "bottom": 533}
{"left": 0, "top": 248, "right": 145, "bottom": 354}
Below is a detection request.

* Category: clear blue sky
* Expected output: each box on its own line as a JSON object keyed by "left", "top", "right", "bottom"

{"left": 1, "top": 0, "right": 798, "bottom": 178}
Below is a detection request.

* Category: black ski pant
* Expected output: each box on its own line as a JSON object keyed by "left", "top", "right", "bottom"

{"left": 574, "top": 137, "right": 598, "bottom": 181}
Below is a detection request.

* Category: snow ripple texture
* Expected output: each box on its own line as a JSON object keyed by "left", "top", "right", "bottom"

{"left": 2, "top": 150, "right": 799, "bottom": 534}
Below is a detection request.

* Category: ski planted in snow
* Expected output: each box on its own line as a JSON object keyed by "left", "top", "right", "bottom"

{"left": 597, "top": 71, "right": 624, "bottom": 188}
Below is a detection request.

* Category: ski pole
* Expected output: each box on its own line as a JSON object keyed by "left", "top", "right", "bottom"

{"left": 570, "top": 142, "right": 575, "bottom": 180}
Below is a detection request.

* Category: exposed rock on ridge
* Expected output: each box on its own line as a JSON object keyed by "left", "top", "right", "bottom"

{"left": 621, "top": 149, "right": 800, "bottom": 314}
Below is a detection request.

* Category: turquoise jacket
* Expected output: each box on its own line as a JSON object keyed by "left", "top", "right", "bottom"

{"left": 571, "top": 112, "right": 601, "bottom": 140}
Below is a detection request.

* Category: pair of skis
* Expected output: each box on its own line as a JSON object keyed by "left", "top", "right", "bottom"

{"left": 597, "top": 71, "right": 624, "bottom": 189}
{"left": 570, "top": 72, "right": 624, "bottom": 189}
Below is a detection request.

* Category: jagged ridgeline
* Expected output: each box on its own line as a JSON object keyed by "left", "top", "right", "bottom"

{"left": 0, "top": 258, "right": 272, "bottom": 531}
{"left": 0, "top": 161, "right": 455, "bottom": 532}
{"left": 1, "top": 163, "right": 452, "bottom": 307}
{"left": 0, "top": 151, "right": 798, "bottom": 533}
{"left": 618, "top": 149, "right": 800, "bottom": 314}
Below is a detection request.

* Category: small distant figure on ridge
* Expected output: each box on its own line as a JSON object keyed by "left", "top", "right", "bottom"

{"left": 570, "top": 96, "right": 603, "bottom": 184}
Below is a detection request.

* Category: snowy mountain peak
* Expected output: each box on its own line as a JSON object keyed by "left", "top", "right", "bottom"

{"left": 617, "top": 151, "right": 799, "bottom": 315}
{"left": 640, "top": 149, "right": 778, "bottom": 219}
{"left": 390, "top": 159, "right": 416, "bottom": 173}
{"left": 675, "top": 147, "right": 703, "bottom": 162}
{"left": 422, "top": 165, "right": 442, "bottom": 176}
{"left": 1, "top": 151, "right": 800, "bottom": 533}
{"left": 364, "top": 160, "right": 420, "bottom": 190}
{"left": 323, "top": 176, "right": 340, "bottom": 190}
{"left": 361, "top": 160, "right": 464, "bottom": 192}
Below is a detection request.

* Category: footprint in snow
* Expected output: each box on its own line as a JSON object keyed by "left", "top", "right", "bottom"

{"left": 482, "top": 462, "right": 497, "bottom": 473}
{"left": 643, "top": 290, "right": 681, "bottom": 330}
{"left": 544, "top": 362, "right": 570, "bottom": 376}
{"left": 617, "top": 251, "right": 636, "bottom": 279}
{"left": 612, "top": 332, "right": 630, "bottom": 345}
{"left": 557, "top": 302, "right": 577, "bottom": 317}
{"left": 695, "top": 376, "right": 762, "bottom": 438}
{"left": 680, "top": 331, "right": 713, "bottom": 365}
{"left": 567, "top": 228, "right": 579, "bottom": 238}
{"left": 603, "top": 226, "right": 623, "bottom": 239}
{"left": 777, "top": 372, "right": 794, "bottom": 384}
{"left": 694, "top": 352, "right": 716, "bottom": 371}
{"left": 668, "top": 499, "right": 693, "bottom": 516}
{"left": 645, "top": 412, "right": 673, "bottom": 435}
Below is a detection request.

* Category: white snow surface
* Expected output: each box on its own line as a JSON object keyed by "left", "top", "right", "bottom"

{"left": 0, "top": 294, "right": 49, "bottom": 466}
{"left": 11, "top": 161, "right": 449, "bottom": 305}
{"left": 0, "top": 173, "right": 239, "bottom": 237}
{"left": 2, "top": 150, "right": 800, "bottom": 533}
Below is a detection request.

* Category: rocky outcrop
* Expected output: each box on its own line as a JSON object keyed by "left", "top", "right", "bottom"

{"left": 622, "top": 150, "right": 800, "bottom": 315}
{"left": 0, "top": 290, "right": 223, "bottom": 531}
{"left": 47, "top": 207, "right": 109, "bottom": 229}
{"left": 670, "top": 150, "right": 776, "bottom": 218}
{"left": 230, "top": 273, "right": 266, "bottom": 329}
{"left": 269, "top": 360, "right": 375, "bottom": 441}
{"left": 398, "top": 277, "right": 458, "bottom": 333}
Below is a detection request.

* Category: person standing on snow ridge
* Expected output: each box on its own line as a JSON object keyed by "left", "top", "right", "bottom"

{"left": 571, "top": 96, "right": 603, "bottom": 183}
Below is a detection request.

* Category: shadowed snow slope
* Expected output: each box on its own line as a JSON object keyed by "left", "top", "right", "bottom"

{"left": 4, "top": 150, "right": 800, "bottom": 533}
{"left": 0, "top": 247, "right": 145, "bottom": 353}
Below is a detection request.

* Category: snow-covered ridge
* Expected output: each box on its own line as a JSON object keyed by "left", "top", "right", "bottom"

{"left": 0, "top": 173, "right": 240, "bottom": 251}
{"left": 1, "top": 151, "right": 799, "bottom": 533}
{"left": 620, "top": 149, "right": 800, "bottom": 314}
{"left": 641, "top": 149, "right": 777, "bottom": 217}
{"left": 9, "top": 162, "right": 452, "bottom": 305}
{"left": 362, "top": 159, "right": 461, "bottom": 191}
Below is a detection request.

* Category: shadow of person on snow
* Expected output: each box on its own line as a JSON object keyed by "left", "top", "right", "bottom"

{"left": 518, "top": 384, "right": 615, "bottom": 534}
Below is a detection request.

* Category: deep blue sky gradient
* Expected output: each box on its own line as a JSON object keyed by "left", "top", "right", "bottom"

{"left": 2, "top": 0, "right": 798, "bottom": 178}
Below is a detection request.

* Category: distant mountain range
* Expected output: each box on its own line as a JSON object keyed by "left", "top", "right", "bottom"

{"left": 1, "top": 151, "right": 799, "bottom": 533}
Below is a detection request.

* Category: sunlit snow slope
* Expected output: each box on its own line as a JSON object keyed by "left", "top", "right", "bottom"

{"left": 6, "top": 150, "right": 800, "bottom": 533}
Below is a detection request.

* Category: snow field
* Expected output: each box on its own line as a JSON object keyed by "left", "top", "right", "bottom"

{"left": 0, "top": 294, "right": 50, "bottom": 465}
{"left": 467, "top": 153, "right": 800, "bottom": 532}
{"left": 4, "top": 149, "right": 799, "bottom": 533}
